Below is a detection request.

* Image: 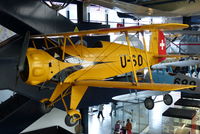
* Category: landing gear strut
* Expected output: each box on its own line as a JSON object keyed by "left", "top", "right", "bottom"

{"left": 61, "top": 91, "right": 82, "bottom": 127}
{"left": 40, "top": 99, "right": 53, "bottom": 114}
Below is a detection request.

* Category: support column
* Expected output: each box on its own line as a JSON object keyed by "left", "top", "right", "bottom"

{"left": 183, "top": 16, "right": 191, "bottom": 30}
{"left": 183, "top": 16, "right": 191, "bottom": 25}
{"left": 77, "top": 1, "right": 88, "bottom": 23}
{"left": 105, "top": 10, "right": 109, "bottom": 25}
{"left": 122, "top": 19, "right": 125, "bottom": 26}
{"left": 80, "top": 107, "right": 88, "bottom": 133}
{"left": 88, "top": 12, "right": 90, "bottom": 22}
{"left": 66, "top": 10, "right": 70, "bottom": 19}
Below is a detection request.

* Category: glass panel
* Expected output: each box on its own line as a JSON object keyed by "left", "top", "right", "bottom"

{"left": 111, "top": 100, "right": 149, "bottom": 133}
{"left": 162, "top": 107, "right": 200, "bottom": 134}
{"left": 162, "top": 116, "right": 192, "bottom": 133}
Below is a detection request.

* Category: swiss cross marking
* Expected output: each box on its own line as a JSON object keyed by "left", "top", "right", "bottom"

{"left": 160, "top": 40, "right": 165, "bottom": 50}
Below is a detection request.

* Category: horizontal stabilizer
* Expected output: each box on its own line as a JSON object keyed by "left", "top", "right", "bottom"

{"left": 74, "top": 80, "right": 196, "bottom": 91}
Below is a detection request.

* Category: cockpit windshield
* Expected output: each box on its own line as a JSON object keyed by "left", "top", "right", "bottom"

{"left": 113, "top": 34, "right": 144, "bottom": 50}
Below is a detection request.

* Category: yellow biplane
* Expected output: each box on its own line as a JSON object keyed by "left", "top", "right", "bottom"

{"left": 19, "top": 23, "right": 196, "bottom": 126}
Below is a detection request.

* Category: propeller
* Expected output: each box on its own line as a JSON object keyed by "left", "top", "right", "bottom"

{"left": 15, "top": 31, "right": 30, "bottom": 87}
{"left": 18, "top": 31, "right": 30, "bottom": 72}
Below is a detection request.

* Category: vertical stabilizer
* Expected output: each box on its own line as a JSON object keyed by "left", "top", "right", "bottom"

{"left": 150, "top": 30, "right": 166, "bottom": 62}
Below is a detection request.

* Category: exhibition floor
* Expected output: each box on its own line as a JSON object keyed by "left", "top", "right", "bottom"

{"left": 88, "top": 92, "right": 200, "bottom": 134}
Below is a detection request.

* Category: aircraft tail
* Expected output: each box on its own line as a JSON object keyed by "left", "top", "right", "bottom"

{"left": 150, "top": 30, "right": 166, "bottom": 62}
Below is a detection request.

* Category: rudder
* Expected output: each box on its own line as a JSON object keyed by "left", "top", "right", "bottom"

{"left": 150, "top": 30, "right": 166, "bottom": 62}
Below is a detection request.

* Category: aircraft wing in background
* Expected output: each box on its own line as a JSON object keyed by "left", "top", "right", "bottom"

{"left": 86, "top": 0, "right": 177, "bottom": 17}
{"left": 112, "top": 90, "right": 170, "bottom": 102}
{"left": 152, "top": 59, "right": 200, "bottom": 69}
{"left": 165, "top": 30, "right": 200, "bottom": 35}
{"left": 86, "top": 0, "right": 200, "bottom": 17}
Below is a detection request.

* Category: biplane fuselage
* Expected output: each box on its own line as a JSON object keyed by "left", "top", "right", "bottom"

{"left": 25, "top": 42, "right": 155, "bottom": 85}
{"left": 25, "top": 29, "right": 165, "bottom": 86}
{"left": 61, "top": 41, "right": 157, "bottom": 82}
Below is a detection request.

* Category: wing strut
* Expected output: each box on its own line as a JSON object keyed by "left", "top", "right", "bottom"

{"left": 125, "top": 32, "right": 138, "bottom": 84}
{"left": 67, "top": 36, "right": 81, "bottom": 56}
{"left": 141, "top": 31, "right": 154, "bottom": 83}
{"left": 62, "top": 36, "right": 67, "bottom": 60}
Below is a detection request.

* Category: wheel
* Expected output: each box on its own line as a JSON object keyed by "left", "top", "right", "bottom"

{"left": 65, "top": 114, "right": 80, "bottom": 127}
{"left": 163, "top": 94, "right": 173, "bottom": 105}
{"left": 144, "top": 97, "right": 154, "bottom": 110}
{"left": 40, "top": 100, "right": 53, "bottom": 114}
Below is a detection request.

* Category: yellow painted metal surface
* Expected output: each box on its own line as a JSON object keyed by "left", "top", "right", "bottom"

{"left": 49, "top": 83, "right": 71, "bottom": 102}
{"left": 31, "top": 23, "right": 189, "bottom": 38}
{"left": 61, "top": 41, "right": 158, "bottom": 83}
{"left": 70, "top": 86, "right": 88, "bottom": 109}
{"left": 74, "top": 80, "right": 196, "bottom": 91}
{"left": 25, "top": 48, "right": 76, "bottom": 85}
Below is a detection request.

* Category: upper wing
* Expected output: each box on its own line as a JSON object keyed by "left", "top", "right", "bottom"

{"left": 31, "top": 23, "right": 188, "bottom": 39}
{"left": 74, "top": 80, "right": 196, "bottom": 91}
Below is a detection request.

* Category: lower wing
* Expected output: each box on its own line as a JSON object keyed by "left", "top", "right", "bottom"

{"left": 74, "top": 80, "right": 196, "bottom": 91}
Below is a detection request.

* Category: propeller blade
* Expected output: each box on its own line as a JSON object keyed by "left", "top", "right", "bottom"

{"left": 18, "top": 31, "right": 30, "bottom": 72}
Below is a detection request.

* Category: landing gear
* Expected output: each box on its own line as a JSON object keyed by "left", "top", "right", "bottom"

{"left": 40, "top": 98, "right": 53, "bottom": 114}
{"left": 144, "top": 97, "right": 154, "bottom": 110}
{"left": 163, "top": 94, "right": 173, "bottom": 105}
{"left": 65, "top": 110, "right": 81, "bottom": 126}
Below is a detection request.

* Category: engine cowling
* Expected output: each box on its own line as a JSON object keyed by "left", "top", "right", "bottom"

{"left": 20, "top": 48, "right": 74, "bottom": 85}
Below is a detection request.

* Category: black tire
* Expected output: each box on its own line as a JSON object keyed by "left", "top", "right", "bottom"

{"left": 144, "top": 97, "right": 154, "bottom": 110}
{"left": 40, "top": 101, "right": 53, "bottom": 114}
{"left": 163, "top": 94, "right": 173, "bottom": 105}
{"left": 65, "top": 114, "right": 80, "bottom": 127}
